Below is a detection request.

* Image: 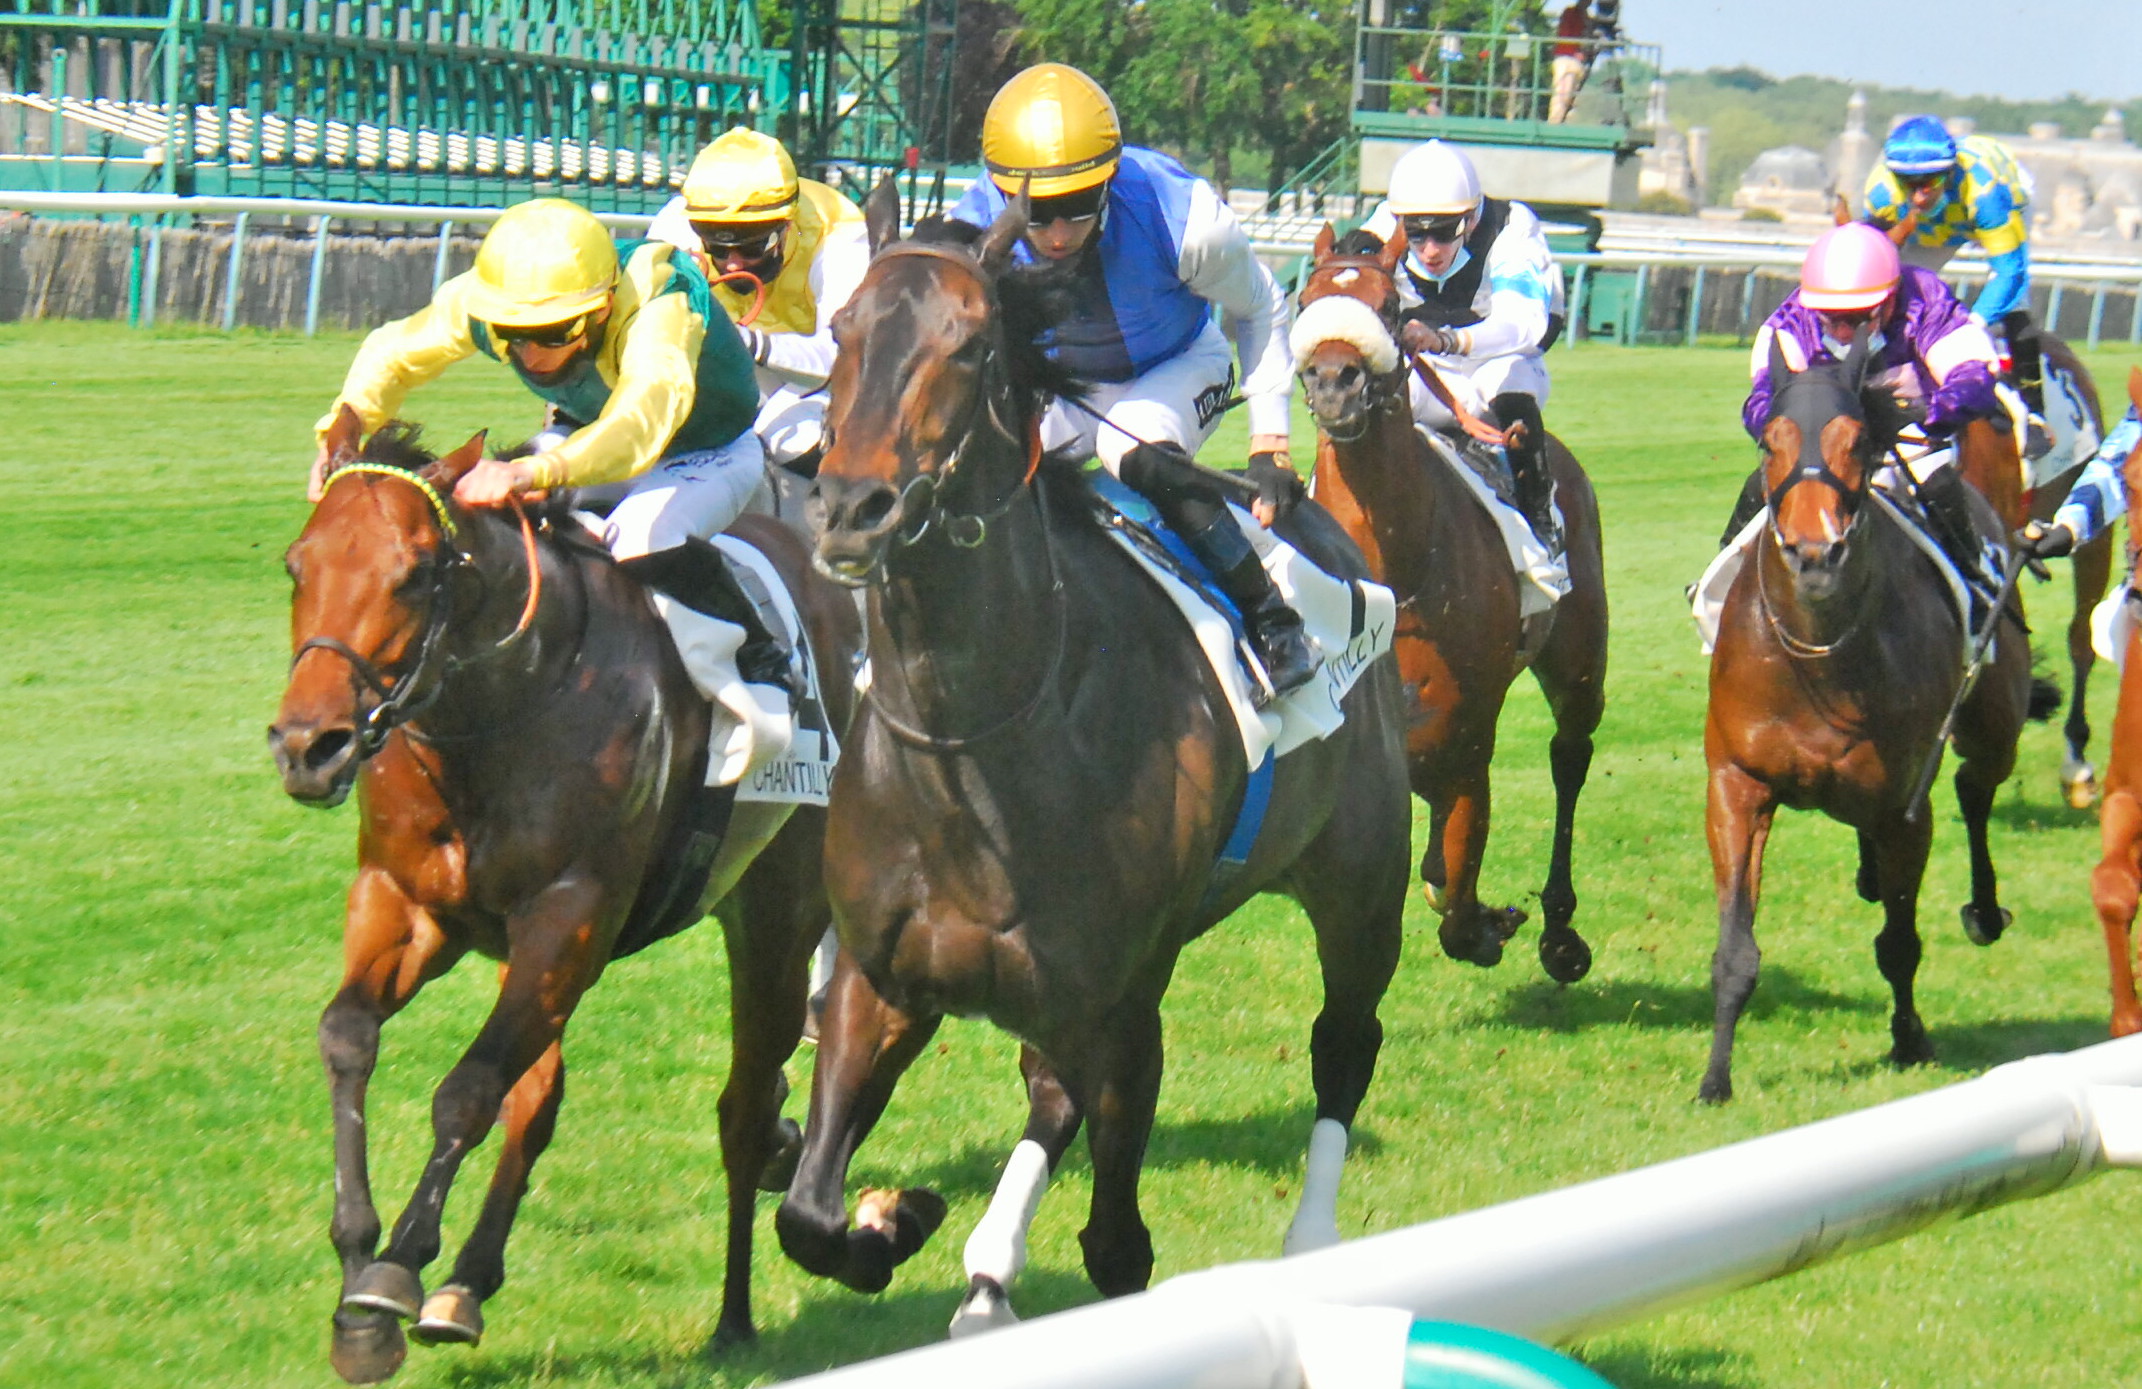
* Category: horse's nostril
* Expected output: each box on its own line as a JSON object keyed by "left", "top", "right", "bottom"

{"left": 305, "top": 727, "right": 355, "bottom": 772}
{"left": 851, "top": 486, "right": 898, "bottom": 533}
{"left": 1339, "top": 365, "right": 1361, "bottom": 389}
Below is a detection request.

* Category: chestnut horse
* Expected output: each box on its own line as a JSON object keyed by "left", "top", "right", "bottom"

{"left": 776, "top": 187, "right": 1411, "bottom": 1331}
{"left": 1292, "top": 225, "right": 1608, "bottom": 982}
{"left": 269, "top": 423, "right": 858, "bottom": 1380}
{"left": 2088, "top": 368, "right": 2142, "bottom": 1035}
{"left": 1701, "top": 337, "right": 2031, "bottom": 1102}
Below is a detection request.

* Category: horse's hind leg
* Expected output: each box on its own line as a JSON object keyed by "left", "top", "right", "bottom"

{"left": 951, "top": 1045, "right": 1083, "bottom": 1338}
{"left": 322, "top": 871, "right": 463, "bottom": 1385}
{"left": 1531, "top": 624, "right": 1606, "bottom": 984}
{"left": 2093, "top": 790, "right": 2142, "bottom": 1036}
{"left": 2063, "top": 531, "right": 2114, "bottom": 808}
{"left": 1953, "top": 640, "right": 2026, "bottom": 947}
{"left": 776, "top": 954, "right": 946, "bottom": 1294}
{"left": 411, "top": 1033, "right": 565, "bottom": 1348}
{"left": 1869, "top": 811, "right": 1936, "bottom": 1067}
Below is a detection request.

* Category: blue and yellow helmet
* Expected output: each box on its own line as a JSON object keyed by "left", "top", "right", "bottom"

{"left": 1884, "top": 115, "right": 1958, "bottom": 177}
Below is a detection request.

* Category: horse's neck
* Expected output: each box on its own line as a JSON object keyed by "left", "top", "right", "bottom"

{"left": 423, "top": 515, "right": 592, "bottom": 734}
{"left": 1953, "top": 420, "right": 2023, "bottom": 529}
{"left": 1314, "top": 396, "right": 1443, "bottom": 580}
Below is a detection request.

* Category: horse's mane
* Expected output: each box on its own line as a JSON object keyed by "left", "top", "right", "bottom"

{"left": 1335, "top": 228, "right": 1386, "bottom": 258}
{"left": 357, "top": 420, "right": 436, "bottom": 473}
{"left": 895, "top": 214, "right": 1092, "bottom": 404}
{"left": 350, "top": 421, "right": 603, "bottom": 549}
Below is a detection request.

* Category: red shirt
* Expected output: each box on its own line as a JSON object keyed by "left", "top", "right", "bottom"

{"left": 1553, "top": 5, "right": 1589, "bottom": 57}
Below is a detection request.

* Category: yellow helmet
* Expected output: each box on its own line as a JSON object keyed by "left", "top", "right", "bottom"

{"left": 981, "top": 63, "right": 1122, "bottom": 198}
{"left": 466, "top": 199, "right": 617, "bottom": 328}
{"left": 682, "top": 127, "right": 800, "bottom": 224}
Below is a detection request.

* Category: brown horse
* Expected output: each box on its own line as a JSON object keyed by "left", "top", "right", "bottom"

{"left": 1950, "top": 334, "right": 2110, "bottom": 808}
{"left": 775, "top": 186, "right": 1412, "bottom": 1330}
{"left": 269, "top": 422, "right": 859, "bottom": 1380}
{"left": 1700, "top": 336, "right": 2031, "bottom": 1102}
{"left": 2088, "top": 369, "right": 2142, "bottom": 1035}
{"left": 1291, "top": 225, "right": 1608, "bottom": 982}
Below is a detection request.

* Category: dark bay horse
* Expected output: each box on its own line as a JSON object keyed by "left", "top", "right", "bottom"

{"left": 1292, "top": 225, "right": 1607, "bottom": 983}
{"left": 1951, "top": 334, "right": 2109, "bottom": 807}
{"left": 270, "top": 420, "right": 859, "bottom": 1380}
{"left": 2087, "top": 369, "right": 2142, "bottom": 1035}
{"left": 776, "top": 186, "right": 1412, "bottom": 1330}
{"left": 1701, "top": 337, "right": 2031, "bottom": 1103}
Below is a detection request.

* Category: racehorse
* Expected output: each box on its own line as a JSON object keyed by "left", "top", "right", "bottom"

{"left": 1291, "top": 225, "right": 1608, "bottom": 983}
{"left": 1700, "top": 335, "right": 2031, "bottom": 1102}
{"left": 776, "top": 184, "right": 1412, "bottom": 1331}
{"left": 269, "top": 419, "right": 859, "bottom": 1380}
{"left": 2086, "top": 369, "right": 2142, "bottom": 1036}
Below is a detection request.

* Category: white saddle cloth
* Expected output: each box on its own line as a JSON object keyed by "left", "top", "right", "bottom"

{"left": 2094, "top": 585, "right": 2133, "bottom": 667}
{"left": 1105, "top": 506, "right": 1397, "bottom": 769}
{"left": 708, "top": 534, "right": 839, "bottom": 803}
{"left": 1413, "top": 426, "right": 1570, "bottom": 618}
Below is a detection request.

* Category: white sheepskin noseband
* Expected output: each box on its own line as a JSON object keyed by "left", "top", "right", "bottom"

{"left": 1291, "top": 292, "right": 1400, "bottom": 375}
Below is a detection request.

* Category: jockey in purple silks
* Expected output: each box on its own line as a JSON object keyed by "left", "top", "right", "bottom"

{"left": 1720, "top": 222, "right": 2008, "bottom": 599}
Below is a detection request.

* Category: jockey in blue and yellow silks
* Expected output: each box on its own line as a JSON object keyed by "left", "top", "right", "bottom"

{"left": 1863, "top": 116, "right": 2033, "bottom": 326}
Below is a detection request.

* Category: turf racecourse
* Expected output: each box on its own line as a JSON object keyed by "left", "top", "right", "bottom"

{"left": 4, "top": 319, "right": 2141, "bottom": 1389}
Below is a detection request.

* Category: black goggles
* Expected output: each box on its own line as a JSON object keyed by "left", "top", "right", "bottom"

{"left": 1029, "top": 185, "right": 1108, "bottom": 226}
{"left": 496, "top": 312, "right": 596, "bottom": 347}
{"left": 1819, "top": 304, "right": 1881, "bottom": 328}
{"left": 1897, "top": 170, "right": 1949, "bottom": 192}
{"left": 1402, "top": 214, "right": 1469, "bottom": 245}
{"left": 694, "top": 222, "right": 784, "bottom": 261}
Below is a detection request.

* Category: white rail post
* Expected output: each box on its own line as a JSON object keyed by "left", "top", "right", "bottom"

{"left": 1685, "top": 265, "right": 1705, "bottom": 347}
{"left": 141, "top": 214, "right": 163, "bottom": 327}
{"left": 2088, "top": 281, "right": 2107, "bottom": 350}
{"left": 433, "top": 218, "right": 454, "bottom": 291}
{"left": 221, "top": 210, "right": 248, "bottom": 331}
{"left": 305, "top": 214, "right": 332, "bottom": 336}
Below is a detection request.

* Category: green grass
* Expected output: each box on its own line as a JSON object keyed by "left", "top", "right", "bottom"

{"left": 3, "top": 320, "right": 2141, "bottom": 1388}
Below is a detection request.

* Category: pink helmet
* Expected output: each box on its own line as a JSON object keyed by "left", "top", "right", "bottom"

{"left": 1799, "top": 223, "right": 1900, "bottom": 312}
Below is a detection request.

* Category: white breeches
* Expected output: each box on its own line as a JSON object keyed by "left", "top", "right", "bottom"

{"left": 1406, "top": 352, "right": 1551, "bottom": 433}
{"left": 579, "top": 432, "right": 768, "bottom": 561}
{"left": 756, "top": 381, "right": 829, "bottom": 467}
{"left": 1040, "top": 320, "right": 1239, "bottom": 475}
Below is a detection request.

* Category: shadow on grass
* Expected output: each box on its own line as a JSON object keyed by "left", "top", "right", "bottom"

{"left": 436, "top": 1270, "right": 1099, "bottom": 1388}
{"left": 1579, "top": 1343, "right": 1760, "bottom": 1389}
{"left": 1988, "top": 795, "right": 2097, "bottom": 833}
{"left": 1927, "top": 1012, "right": 2110, "bottom": 1071}
{"left": 1481, "top": 967, "right": 1881, "bottom": 1034}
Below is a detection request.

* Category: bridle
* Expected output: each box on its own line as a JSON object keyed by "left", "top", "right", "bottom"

{"left": 1297, "top": 256, "right": 1406, "bottom": 441}
{"left": 1755, "top": 382, "right": 1877, "bottom": 659}
{"left": 292, "top": 462, "right": 542, "bottom": 757}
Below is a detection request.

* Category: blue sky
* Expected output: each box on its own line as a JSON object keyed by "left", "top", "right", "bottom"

{"left": 1630, "top": 0, "right": 2140, "bottom": 105}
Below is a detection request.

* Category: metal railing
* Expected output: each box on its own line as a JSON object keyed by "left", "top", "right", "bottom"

{"left": 1354, "top": 26, "right": 1660, "bottom": 132}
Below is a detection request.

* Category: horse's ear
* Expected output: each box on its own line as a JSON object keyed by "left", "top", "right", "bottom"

{"left": 1832, "top": 193, "right": 1851, "bottom": 226}
{"left": 1766, "top": 328, "right": 1792, "bottom": 388}
{"left": 1379, "top": 225, "right": 1407, "bottom": 272}
{"left": 425, "top": 430, "right": 488, "bottom": 490}
{"left": 863, "top": 176, "right": 903, "bottom": 255}
{"left": 978, "top": 179, "right": 1030, "bottom": 274}
{"left": 1312, "top": 222, "right": 1335, "bottom": 263}
{"left": 1841, "top": 327, "right": 1874, "bottom": 394}
{"left": 323, "top": 403, "right": 363, "bottom": 464}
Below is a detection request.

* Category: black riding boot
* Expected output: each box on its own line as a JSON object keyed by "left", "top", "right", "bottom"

{"left": 1119, "top": 442, "right": 1320, "bottom": 701}
{"left": 1914, "top": 466, "right": 1998, "bottom": 626}
{"left": 617, "top": 538, "right": 803, "bottom": 699}
{"left": 1719, "top": 466, "right": 1766, "bottom": 549}
{"left": 1490, "top": 391, "right": 1558, "bottom": 547}
{"left": 2001, "top": 309, "right": 2045, "bottom": 415}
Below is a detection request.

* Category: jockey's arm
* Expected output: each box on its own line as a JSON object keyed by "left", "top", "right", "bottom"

{"left": 1450, "top": 208, "right": 1556, "bottom": 360}
{"left": 315, "top": 283, "right": 482, "bottom": 446}
{"left": 1917, "top": 313, "right": 2001, "bottom": 434}
{"left": 1965, "top": 179, "right": 2029, "bottom": 323}
{"left": 2048, "top": 407, "right": 2142, "bottom": 548}
{"left": 523, "top": 292, "right": 705, "bottom": 491}
{"left": 1741, "top": 322, "right": 1800, "bottom": 440}
{"left": 1176, "top": 179, "right": 1293, "bottom": 451}
{"left": 751, "top": 222, "right": 869, "bottom": 390}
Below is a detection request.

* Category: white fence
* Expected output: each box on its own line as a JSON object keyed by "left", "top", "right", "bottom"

{"left": 773, "top": 1035, "right": 2142, "bottom": 1389}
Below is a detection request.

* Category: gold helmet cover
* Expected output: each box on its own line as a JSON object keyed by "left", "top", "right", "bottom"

{"left": 981, "top": 63, "right": 1123, "bottom": 198}
{"left": 464, "top": 198, "right": 618, "bottom": 327}
{"left": 683, "top": 127, "right": 801, "bottom": 224}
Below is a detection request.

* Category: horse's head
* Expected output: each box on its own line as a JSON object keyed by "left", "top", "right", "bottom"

{"left": 1291, "top": 223, "right": 1409, "bottom": 440}
{"left": 807, "top": 178, "right": 1037, "bottom": 585}
{"left": 1758, "top": 332, "right": 1898, "bottom": 597}
{"left": 270, "top": 414, "right": 485, "bottom": 805}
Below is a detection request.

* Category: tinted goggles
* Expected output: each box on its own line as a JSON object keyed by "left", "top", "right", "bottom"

{"left": 1818, "top": 304, "right": 1882, "bottom": 329}
{"left": 496, "top": 312, "right": 596, "bottom": 347}
{"left": 1029, "top": 185, "right": 1108, "bottom": 227}
{"left": 1401, "top": 214, "right": 1469, "bottom": 245}
{"left": 694, "top": 223, "right": 784, "bottom": 261}
{"left": 1897, "top": 170, "right": 1949, "bottom": 193}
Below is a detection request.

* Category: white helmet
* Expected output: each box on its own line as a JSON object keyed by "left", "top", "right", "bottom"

{"left": 1385, "top": 140, "right": 1482, "bottom": 217}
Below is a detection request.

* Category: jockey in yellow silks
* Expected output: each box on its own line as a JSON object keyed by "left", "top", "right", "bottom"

{"left": 649, "top": 127, "right": 870, "bottom": 474}
{"left": 311, "top": 197, "right": 796, "bottom": 775}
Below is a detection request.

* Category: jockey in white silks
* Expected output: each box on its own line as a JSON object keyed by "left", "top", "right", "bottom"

{"left": 649, "top": 127, "right": 871, "bottom": 476}
{"left": 1357, "top": 140, "right": 1567, "bottom": 543}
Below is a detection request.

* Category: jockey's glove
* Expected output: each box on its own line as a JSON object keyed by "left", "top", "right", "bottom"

{"left": 2017, "top": 520, "right": 2077, "bottom": 560}
{"left": 1246, "top": 451, "right": 1306, "bottom": 523}
{"left": 1399, "top": 320, "right": 1462, "bottom": 357}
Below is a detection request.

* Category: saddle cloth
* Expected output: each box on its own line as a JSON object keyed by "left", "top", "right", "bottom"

{"left": 1089, "top": 473, "right": 1396, "bottom": 769}
{"left": 709, "top": 533, "right": 840, "bottom": 805}
{"left": 1689, "top": 484, "right": 1980, "bottom": 655}
{"left": 2027, "top": 359, "right": 2103, "bottom": 493}
{"left": 1411, "top": 425, "right": 1570, "bottom": 618}
{"left": 2094, "top": 585, "right": 2134, "bottom": 667}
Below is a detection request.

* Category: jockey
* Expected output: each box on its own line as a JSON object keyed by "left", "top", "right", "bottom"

{"left": 1357, "top": 139, "right": 1567, "bottom": 545}
{"left": 948, "top": 62, "right": 1317, "bottom": 697}
{"left": 1863, "top": 116, "right": 2043, "bottom": 414}
{"left": 1724, "top": 221, "right": 2005, "bottom": 597}
{"left": 2019, "top": 405, "right": 2142, "bottom": 558}
{"left": 310, "top": 197, "right": 797, "bottom": 726}
{"left": 649, "top": 127, "right": 870, "bottom": 476}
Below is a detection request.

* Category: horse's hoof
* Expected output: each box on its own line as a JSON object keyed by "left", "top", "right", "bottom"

{"left": 410, "top": 1285, "right": 483, "bottom": 1347}
{"left": 704, "top": 1313, "right": 758, "bottom": 1357}
{"left": 2111, "top": 1011, "right": 2142, "bottom": 1040}
{"left": 1421, "top": 879, "right": 1449, "bottom": 915}
{"left": 947, "top": 1274, "right": 1019, "bottom": 1339}
{"left": 2064, "top": 761, "right": 2099, "bottom": 810}
{"left": 1890, "top": 1018, "right": 1935, "bottom": 1068}
{"left": 342, "top": 1261, "right": 424, "bottom": 1321}
{"left": 1960, "top": 902, "right": 2011, "bottom": 947}
{"left": 1695, "top": 1076, "right": 1732, "bottom": 1106}
{"left": 1539, "top": 929, "right": 1592, "bottom": 984}
{"left": 330, "top": 1309, "right": 409, "bottom": 1385}
{"left": 758, "top": 1116, "right": 804, "bottom": 1193}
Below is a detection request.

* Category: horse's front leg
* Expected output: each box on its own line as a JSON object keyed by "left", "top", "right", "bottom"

{"left": 322, "top": 867, "right": 464, "bottom": 1385}
{"left": 1701, "top": 761, "right": 1775, "bottom": 1104}
{"left": 2093, "top": 791, "right": 2142, "bottom": 1036}
{"left": 951, "top": 1044, "right": 1084, "bottom": 1338}
{"left": 775, "top": 950, "right": 946, "bottom": 1294}
{"left": 350, "top": 877, "right": 607, "bottom": 1331}
{"left": 1869, "top": 809, "right": 1936, "bottom": 1068}
{"left": 1420, "top": 763, "right": 1522, "bottom": 968}
{"left": 1072, "top": 992, "right": 1168, "bottom": 1299}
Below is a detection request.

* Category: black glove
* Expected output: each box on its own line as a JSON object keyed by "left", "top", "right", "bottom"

{"left": 2015, "top": 521, "right": 2076, "bottom": 560}
{"left": 1246, "top": 451, "right": 1306, "bottom": 522}
{"left": 1399, "top": 320, "right": 1460, "bottom": 357}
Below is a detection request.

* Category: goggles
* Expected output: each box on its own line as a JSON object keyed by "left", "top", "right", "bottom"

{"left": 694, "top": 222, "right": 785, "bottom": 262}
{"left": 1401, "top": 213, "right": 1469, "bottom": 246}
{"left": 496, "top": 312, "right": 597, "bottom": 348}
{"left": 1897, "top": 170, "right": 1950, "bottom": 193}
{"left": 1818, "top": 304, "right": 1883, "bottom": 328}
{"left": 1029, "top": 184, "right": 1108, "bottom": 228}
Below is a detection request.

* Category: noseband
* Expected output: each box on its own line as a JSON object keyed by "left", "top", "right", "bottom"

{"left": 1296, "top": 257, "right": 1405, "bottom": 440}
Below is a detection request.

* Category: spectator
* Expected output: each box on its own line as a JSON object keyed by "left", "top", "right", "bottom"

{"left": 1548, "top": 0, "right": 1590, "bottom": 123}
